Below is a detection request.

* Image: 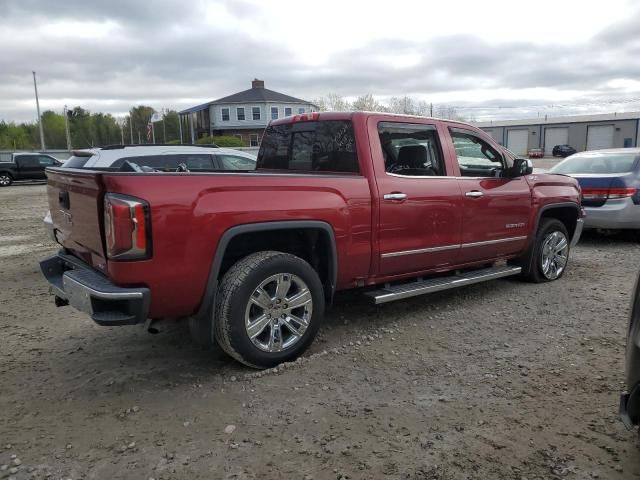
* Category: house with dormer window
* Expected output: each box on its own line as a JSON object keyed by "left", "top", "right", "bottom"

{"left": 178, "top": 79, "right": 317, "bottom": 147}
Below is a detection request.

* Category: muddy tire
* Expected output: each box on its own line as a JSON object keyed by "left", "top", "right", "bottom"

{"left": 214, "top": 251, "right": 324, "bottom": 369}
{"left": 519, "top": 218, "right": 570, "bottom": 283}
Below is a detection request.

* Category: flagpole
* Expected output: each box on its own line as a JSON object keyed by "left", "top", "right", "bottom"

{"left": 32, "top": 71, "right": 45, "bottom": 150}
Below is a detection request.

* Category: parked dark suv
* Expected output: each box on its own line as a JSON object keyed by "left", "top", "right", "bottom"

{"left": 621, "top": 272, "right": 640, "bottom": 429}
{"left": 552, "top": 144, "right": 577, "bottom": 157}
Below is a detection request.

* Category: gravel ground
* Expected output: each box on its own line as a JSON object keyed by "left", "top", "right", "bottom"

{"left": 1, "top": 183, "right": 639, "bottom": 480}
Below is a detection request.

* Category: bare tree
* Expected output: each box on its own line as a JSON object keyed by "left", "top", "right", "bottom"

{"left": 313, "top": 93, "right": 352, "bottom": 112}
{"left": 434, "top": 104, "right": 466, "bottom": 121}
{"left": 386, "top": 96, "right": 431, "bottom": 116}
{"left": 351, "top": 94, "right": 387, "bottom": 112}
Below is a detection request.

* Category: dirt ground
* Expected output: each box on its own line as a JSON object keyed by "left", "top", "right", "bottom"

{"left": 1, "top": 182, "right": 639, "bottom": 480}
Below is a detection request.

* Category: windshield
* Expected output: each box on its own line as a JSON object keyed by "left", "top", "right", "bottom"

{"left": 550, "top": 152, "right": 638, "bottom": 174}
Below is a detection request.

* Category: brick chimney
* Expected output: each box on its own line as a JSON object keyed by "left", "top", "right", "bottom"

{"left": 252, "top": 78, "right": 264, "bottom": 89}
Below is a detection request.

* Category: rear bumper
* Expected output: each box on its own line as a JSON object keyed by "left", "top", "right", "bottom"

{"left": 584, "top": 197, "right": 640, "bottom": 229}
{"left": 40, "top": 251, "right": 150, "bottom": 326}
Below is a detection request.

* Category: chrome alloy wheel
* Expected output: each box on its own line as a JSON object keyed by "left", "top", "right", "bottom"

{"left": 540, "top": 230, "right": 569, "bottom": 280}
{"left": 0, "top": 174, "right": 11, "bottom": 186}
{"left": 244, "top": 273, "right": 313, "bottom": 352}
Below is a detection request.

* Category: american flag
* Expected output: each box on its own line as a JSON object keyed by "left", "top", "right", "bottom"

{"left": 146, "top": 123, "right": 152, "bottom": 142}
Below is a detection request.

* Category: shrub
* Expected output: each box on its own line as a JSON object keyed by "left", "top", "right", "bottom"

{"left": 195, "top": 135, "right": 244, "bottom": 147}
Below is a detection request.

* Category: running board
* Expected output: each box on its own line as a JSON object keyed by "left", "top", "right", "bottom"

{"left": 365, "top": 265, "right": 522, "bottom": 304}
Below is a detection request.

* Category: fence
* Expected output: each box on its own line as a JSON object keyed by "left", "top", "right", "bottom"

{"left": 0, "top": 146, "right": 259, "bottom": 163}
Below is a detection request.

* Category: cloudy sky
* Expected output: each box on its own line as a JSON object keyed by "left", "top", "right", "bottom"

{"left": 2, "top": 0, "right": 640, "bottom": 122}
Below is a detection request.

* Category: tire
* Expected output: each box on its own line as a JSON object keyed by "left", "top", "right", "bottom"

{"left": 0, "top": 172, "right": 13, "bottom": 187}
{"left": 519, "top": 218, "right": 570, "bottom": 283}
{"left": 214, "top": 251, "right": 324, "bottom": 369}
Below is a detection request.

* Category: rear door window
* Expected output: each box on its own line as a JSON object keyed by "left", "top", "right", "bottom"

{"left": 112, "top": 154, "right": 215, "bottom": 171}
{"left": 16, "top": 155, "right": 40, "bottom": 168}
{"left": 257, "top": 120, "right": 359, "bottom": 173}
{"left": 216, "top": 154, "right": 256, "bottom": 170}
{"left": 378, "top": 122, "right": 445, "bottom": 176}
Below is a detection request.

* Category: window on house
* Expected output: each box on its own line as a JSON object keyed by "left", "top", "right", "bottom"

{"left": 221, "top": 108, "right": 230, "bottom": 121}
{"left": 236, "top": 107, "right": 245, "bottom": 121}
{"left": 257, "top": 120, "right": 359, "bottom": 173}
{"left": 284, "top": 107, "right": 292, "bottom": 117}
{"left": 271, "top": 107, "right": 279, "bottom": 120}
{"left": 298, "top": 107, "right": 305, "bottom": 114}
{"left": 252, "top": 107, "right": 261, "bottom": 120}
{"left": 250, "top": 134, "right": 259, "bottom": 147}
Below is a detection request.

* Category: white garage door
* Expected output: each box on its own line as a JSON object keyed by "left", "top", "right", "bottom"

{"left": 587, "top": 125, "right": 614, "bottom": 151}
{"left": 506, "top": 129, "right": 528, "bottom": 156}
{"left": 488, "top": 129, "right": 502, "bottom": 143}
{"left": 544, "top": 127, "right": 569, "bottom": 155}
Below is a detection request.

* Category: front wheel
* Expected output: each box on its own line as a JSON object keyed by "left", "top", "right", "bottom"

{"left": 519, "top": 218, "right": 570, "bottom": 283}
{"left": 214, "top": 251, "right": 324, "bottom": 368}
{"left": 0, "top": 173, "right": 13, "bottom": 187}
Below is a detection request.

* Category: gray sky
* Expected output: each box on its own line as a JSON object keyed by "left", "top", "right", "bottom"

{"left": 2, "top": 0, "right": 640, "bottom": 122}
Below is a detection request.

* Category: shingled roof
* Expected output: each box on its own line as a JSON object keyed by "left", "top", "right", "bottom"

{"left": 179, "top": 79, "right": 313, "bottom": 114}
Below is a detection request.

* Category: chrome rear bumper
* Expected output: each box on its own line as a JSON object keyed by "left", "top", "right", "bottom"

{"left": 40, "top": 251, "right": 150, "bottom": 326}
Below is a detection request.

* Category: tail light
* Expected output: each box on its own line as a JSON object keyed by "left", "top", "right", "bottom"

{"left": 581, "top": 187, "right": 636, "bottom": 200}
{"left": 104, "top": 193, "right": 151, "bottom": 260}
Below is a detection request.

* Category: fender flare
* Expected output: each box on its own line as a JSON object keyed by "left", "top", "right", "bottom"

{"left": 533, "top": 202, "right": 581, "bottom": 238}
{"left": 196, "top": 220, "right": 338, "bottom": 321}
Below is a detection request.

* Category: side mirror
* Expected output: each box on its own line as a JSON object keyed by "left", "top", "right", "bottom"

{"left": 510, "top": 158, "right": 533, "bottom": 177}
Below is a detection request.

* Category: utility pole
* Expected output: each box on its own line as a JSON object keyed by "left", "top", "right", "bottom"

{"left": 63, "top": 105, "right": 71, "bottom": 150}
{"left": 129, "top": 116, "right": 133, "bottom": 144}
{"left": 138, "top": 131, "right": 141, "bottom": 144}
{"left": 430, "top": 103, "right": 433, "bottom": 117}
{"left": 120, "top": 120, "right": 124, "bottom": 145}
{"left": 178, "top": 115, "right": 183, "bottom": 144}
{"left": 151, "top": 123, "right": 156, "bottom": 144}
{"left": 32, "top": 71, "right": 45, "bottom": 150}
{"left": 189, "top": 115, "right": 195, "bottom": 144}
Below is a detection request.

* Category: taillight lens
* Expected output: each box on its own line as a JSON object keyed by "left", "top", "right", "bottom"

{"left": 581, "top": 187, "right": 636, "bottom": 200}
{"left": 607, "top": 187, "right": 636, "bottom": 199}
{"left": 104, "top": 193, "right": 151, "bottom": 260}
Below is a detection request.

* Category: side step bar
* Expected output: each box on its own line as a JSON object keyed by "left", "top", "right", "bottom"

{"left": 365, "top": 265, "right": 522, "bottom": 304}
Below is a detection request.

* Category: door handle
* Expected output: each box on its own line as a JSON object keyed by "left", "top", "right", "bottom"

{"left": 383, "top": 192, "right": 408, "bottom": 201}
{"left": 465, "top": 191, "right": 484, "bottom": 198}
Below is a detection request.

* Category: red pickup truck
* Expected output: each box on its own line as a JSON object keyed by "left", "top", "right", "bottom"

{"left": 40, "top": 112, "right": 583, "bottom": 368}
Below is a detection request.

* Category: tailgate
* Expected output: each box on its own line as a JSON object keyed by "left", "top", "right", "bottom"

{"left": 46, "top": 168, "right": 106, "bottom": 268}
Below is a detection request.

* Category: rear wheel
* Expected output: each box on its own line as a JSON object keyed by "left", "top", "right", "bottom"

{"left": 519, "top": 218, "right": 570, "bottom": 283}
{"left": 0, "top": 173, "right": 13, "bottom": 187}
{"left": 214, "top": 251, "right": 324, "bottom": 368}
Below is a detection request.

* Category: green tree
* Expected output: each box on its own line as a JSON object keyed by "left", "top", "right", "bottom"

{"left": 129, "top": 105, "right": 155, "bottom": 144}
{"left": 41, "top": 110, "right": 67, "bottom": 148}
{"left": 162, "top": 110, "right": 181, "bottom": 143}
{"left": 0, "top": 121, "right": 35, "bottom": 149}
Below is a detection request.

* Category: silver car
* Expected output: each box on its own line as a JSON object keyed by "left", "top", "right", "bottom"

{"left": 550, "top": 148, "right": 640, "bottom": 230}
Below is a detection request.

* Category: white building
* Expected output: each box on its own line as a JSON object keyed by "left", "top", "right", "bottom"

{"left": 178, "top": 79, "right": 317, "bottom": 147}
